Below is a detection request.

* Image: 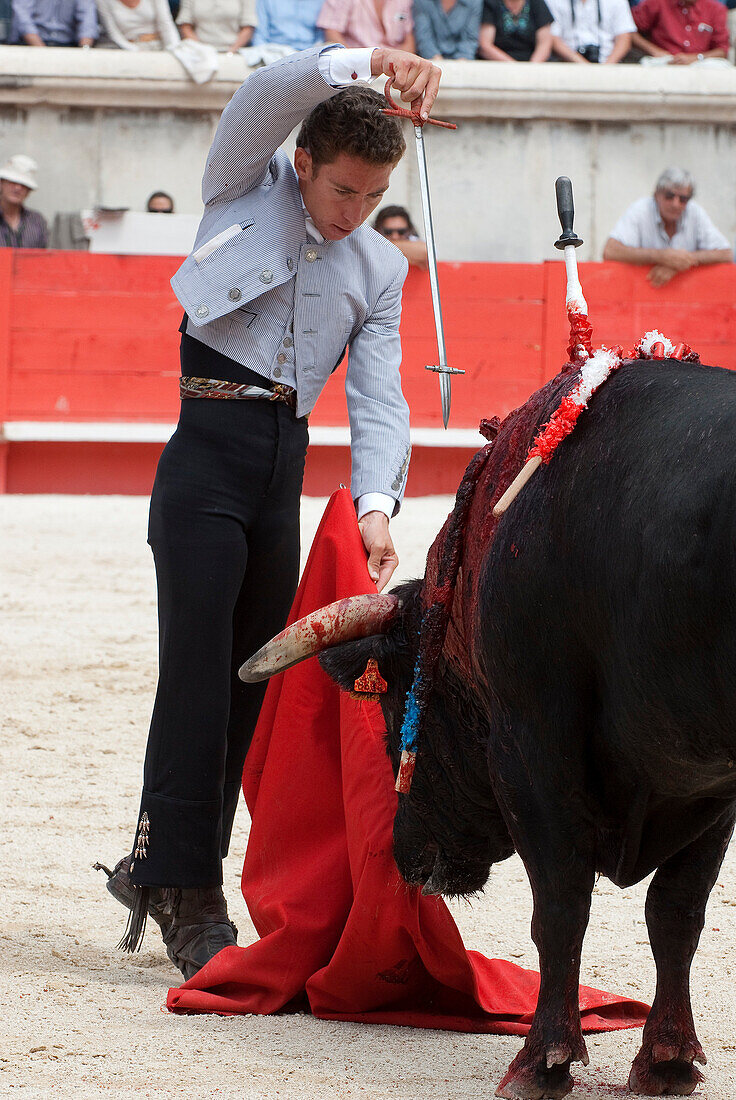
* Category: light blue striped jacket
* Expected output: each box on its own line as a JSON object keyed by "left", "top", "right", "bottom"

{"left": 171, "top": 46, "right": 412, "bottom": 510}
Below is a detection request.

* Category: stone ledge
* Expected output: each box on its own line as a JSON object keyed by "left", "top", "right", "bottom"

{"left": 1, "top": 45, "right": 735, "bottom": 122}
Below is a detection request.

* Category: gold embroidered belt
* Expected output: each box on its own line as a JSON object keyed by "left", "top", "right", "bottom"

{"left": 180, "top": 375, "right": 297, "bottom": 412}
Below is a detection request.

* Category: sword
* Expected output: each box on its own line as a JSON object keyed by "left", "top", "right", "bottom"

{"left": 382, "top": 82, "right": 463, "bottom": 429}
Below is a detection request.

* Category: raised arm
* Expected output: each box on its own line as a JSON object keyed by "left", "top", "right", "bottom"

{"left": 202, "top": 44, "right": 439, "bottom": 207}
{"left": 201, "top": 47, "right": 342, "bottom": 206}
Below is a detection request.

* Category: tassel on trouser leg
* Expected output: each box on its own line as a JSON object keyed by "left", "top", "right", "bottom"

{"left": 116, "top": 810, "right": 154, "bottom": 950}
{"left": 94, "top": 854, "right": 171, "bottom": 950}
{"left": 117, "top": 885, "right": 151, "bottom": 952}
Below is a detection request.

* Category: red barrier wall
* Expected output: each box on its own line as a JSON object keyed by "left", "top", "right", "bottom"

{"left": 2, "top": 250, "right": 735, "bottom": 493}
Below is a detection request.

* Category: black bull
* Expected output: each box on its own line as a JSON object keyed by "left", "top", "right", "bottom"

{"left": 246, "top": 358, "right": 736, "bottom": 1099}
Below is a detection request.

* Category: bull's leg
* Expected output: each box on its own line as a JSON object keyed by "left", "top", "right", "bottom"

{"left": 629, "top": 807, "right": 736, "bottom": 1097}
{"left": 495, "top": 784, "right": 595, "bottom": 1100}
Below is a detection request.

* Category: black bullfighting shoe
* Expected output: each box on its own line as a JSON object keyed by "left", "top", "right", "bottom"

{"left": 94, "top": 854, "right": 172, "bottom": 936}
{"left": 160, "top": 887, "right": 238, "bottom": 982}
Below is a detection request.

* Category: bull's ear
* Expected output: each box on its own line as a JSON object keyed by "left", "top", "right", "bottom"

{"left": 318, "top": 636, "right": 382, "bottom": 694}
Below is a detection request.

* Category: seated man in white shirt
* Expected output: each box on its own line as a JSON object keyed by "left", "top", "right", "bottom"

{"left": 603, "top": 167, "right": 732, "bottom": 287}
{"left": 547, "top": 0, "right": 635, "bottom": 62}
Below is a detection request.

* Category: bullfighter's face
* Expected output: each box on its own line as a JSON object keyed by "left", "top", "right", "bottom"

{"left": 294, "top": 149, "right": 392, "bottom": 241}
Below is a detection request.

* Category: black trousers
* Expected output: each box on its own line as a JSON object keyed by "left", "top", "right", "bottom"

{"left": 130, "top": 334, "right": 309, "bottom": 888}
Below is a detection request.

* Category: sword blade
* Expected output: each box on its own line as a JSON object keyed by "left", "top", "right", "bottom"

{"left": 414, "top": 124, "right": 451, "bottom": 428}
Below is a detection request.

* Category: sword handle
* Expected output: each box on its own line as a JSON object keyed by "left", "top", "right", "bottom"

{"left": 554, "top": 176, "right": 583, "bottom": 250}
{"left": 380, "top": 79, "right": 458, "bottom": 129}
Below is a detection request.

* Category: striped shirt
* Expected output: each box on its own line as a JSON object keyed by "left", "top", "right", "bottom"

{"left": 0, "top": 208, "right": 48, "bottom": 249}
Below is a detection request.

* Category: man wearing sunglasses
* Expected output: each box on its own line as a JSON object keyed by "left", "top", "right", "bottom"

{"left": 373, "top": 204, "right": 428, "bottom": 269}
{"left": 603, "top": 167, "right": 731, "bottom": 287}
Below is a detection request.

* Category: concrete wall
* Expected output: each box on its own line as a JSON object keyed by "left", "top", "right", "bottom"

{"left": 2, "top": 46, "right": 735, "bottom": 262}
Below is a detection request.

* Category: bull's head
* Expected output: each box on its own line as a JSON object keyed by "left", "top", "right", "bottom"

{"left": 240, "top": 582, "right": 514, "bottom": 898}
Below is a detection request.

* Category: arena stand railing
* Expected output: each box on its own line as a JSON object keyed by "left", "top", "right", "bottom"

{"left": 0, "top": 250, "right": 734, "bottom": 494}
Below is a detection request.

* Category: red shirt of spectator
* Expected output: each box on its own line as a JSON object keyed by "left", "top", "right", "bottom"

{"left": 633, "top": 0, "right": 728, "bottom": 55}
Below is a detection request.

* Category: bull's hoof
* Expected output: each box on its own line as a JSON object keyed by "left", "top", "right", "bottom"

{"left": 628, "top": 1038, "right": 706, "bottom": 1096}
{"left": 496, "top": 1040, "right": 587, "bottom": 1100}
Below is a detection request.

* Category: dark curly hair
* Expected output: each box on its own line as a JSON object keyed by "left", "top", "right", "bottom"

{"left": 296, "top": 87, "right": 406, "bottom": 171}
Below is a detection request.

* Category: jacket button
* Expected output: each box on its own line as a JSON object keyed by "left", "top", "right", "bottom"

{"left": 305, "top": 248, "right": 317, "bottom": 263}
{"left": 283, "top": 337, "right": 293, "bottom": 347}
{"left": 260, "top": 269, "right": 273, "bottom": 283}
{"left": 391, "top": 479, "right": 401, "bottom": 491}
{"left": 273, "top": 366, "right": 282, "bottom": 378}
{"left": 227, "top": 288, "right": 241, "bottom": 301}
{"left": 195, "top": 305, "right": 209, "bottom": 318}
{"left": 277, "top": 352, "right": 287, "bottom": 364}
{"left": 286, "top": 258, "right": 294, "bottom": 271}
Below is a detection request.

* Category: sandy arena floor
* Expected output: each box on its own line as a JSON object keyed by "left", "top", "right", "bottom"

{"left": 2, "top": 494, "right": 735, "bottom": 1100}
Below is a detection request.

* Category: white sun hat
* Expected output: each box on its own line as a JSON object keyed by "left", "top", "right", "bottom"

{"left": 0, "top": 154, "right": 39, "bottom": 190}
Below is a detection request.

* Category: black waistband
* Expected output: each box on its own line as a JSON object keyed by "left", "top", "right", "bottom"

{"left": 179, "top": 326, "right": 273, "bottom": 390}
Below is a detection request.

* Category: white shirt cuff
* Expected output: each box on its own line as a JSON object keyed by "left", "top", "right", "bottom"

{"left": 320, "top": 44, "right": 375, "bottom": 86}
{"left": 356, "top": 492, "right": 395, "bottom": 521}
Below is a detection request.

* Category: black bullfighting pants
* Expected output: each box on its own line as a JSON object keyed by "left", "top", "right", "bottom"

{"left": 129, "top": 334, "right": 309, "bottom": 889}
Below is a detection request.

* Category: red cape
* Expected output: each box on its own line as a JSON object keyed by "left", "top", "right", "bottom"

{"left": 167, "top": 489, "right": 648, "bottom": 1035}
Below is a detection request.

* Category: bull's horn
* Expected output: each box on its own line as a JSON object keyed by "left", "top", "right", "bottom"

{"left": 239, "top": 593, "right": 399, "bottom": 683}
{"left": 421, "top": 854, "right": 447, "bottom": 897}
{"left": 421, "top": 871, "right": 445, "bottom": 897}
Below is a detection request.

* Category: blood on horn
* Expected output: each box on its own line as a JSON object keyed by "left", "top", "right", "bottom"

{"left": 238, "top": 593, "right": 399, "bottom": 683}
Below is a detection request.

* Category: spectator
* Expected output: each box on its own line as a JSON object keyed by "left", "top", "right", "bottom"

{"left": 632, "top": 0, "right": 728, "bottom": 62}
{"left": 0, "top": 0, "right": 12, "bottom": 39}
{"left": 96, "top": 0, "right": 179, "bottom": 49}
{"left": 177, "top": 0, "right": 255, "bottom": 51}
{"left": 547, "top": 0, "right": 635, "bottom": 61}
{"left": 603, "top": 167, "right": 731, "bottom": 287}
{"left": 251, "top": 0, "right": 323, "bottom": 48}
{"left": 413, "top": 0, "right": 482, "bottom": 58}
{"left": 147, "top": 190, "right": 175, "bottom": 212}
{"left": 373, "top": 204, "right": 428, "bottom": 268}
{"left": 317, "top": 0, "right": 414, "bottom": 50}
{"left": 0, "top": 155, "right": 48, "bottom": 249}
{"left": 478, "top": 0, "right": 553, "bottom": 60}
{"left": 11, "top": 0, "right": 97, "bottom": 44}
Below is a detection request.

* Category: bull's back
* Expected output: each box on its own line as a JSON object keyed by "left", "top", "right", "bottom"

{"left": 477, "top": 360, "right": 736, "bottom": 876}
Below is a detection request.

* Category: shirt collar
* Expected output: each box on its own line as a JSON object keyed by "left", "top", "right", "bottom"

{"left": 299, "top": 191, "right": 324, "bottom": 244}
